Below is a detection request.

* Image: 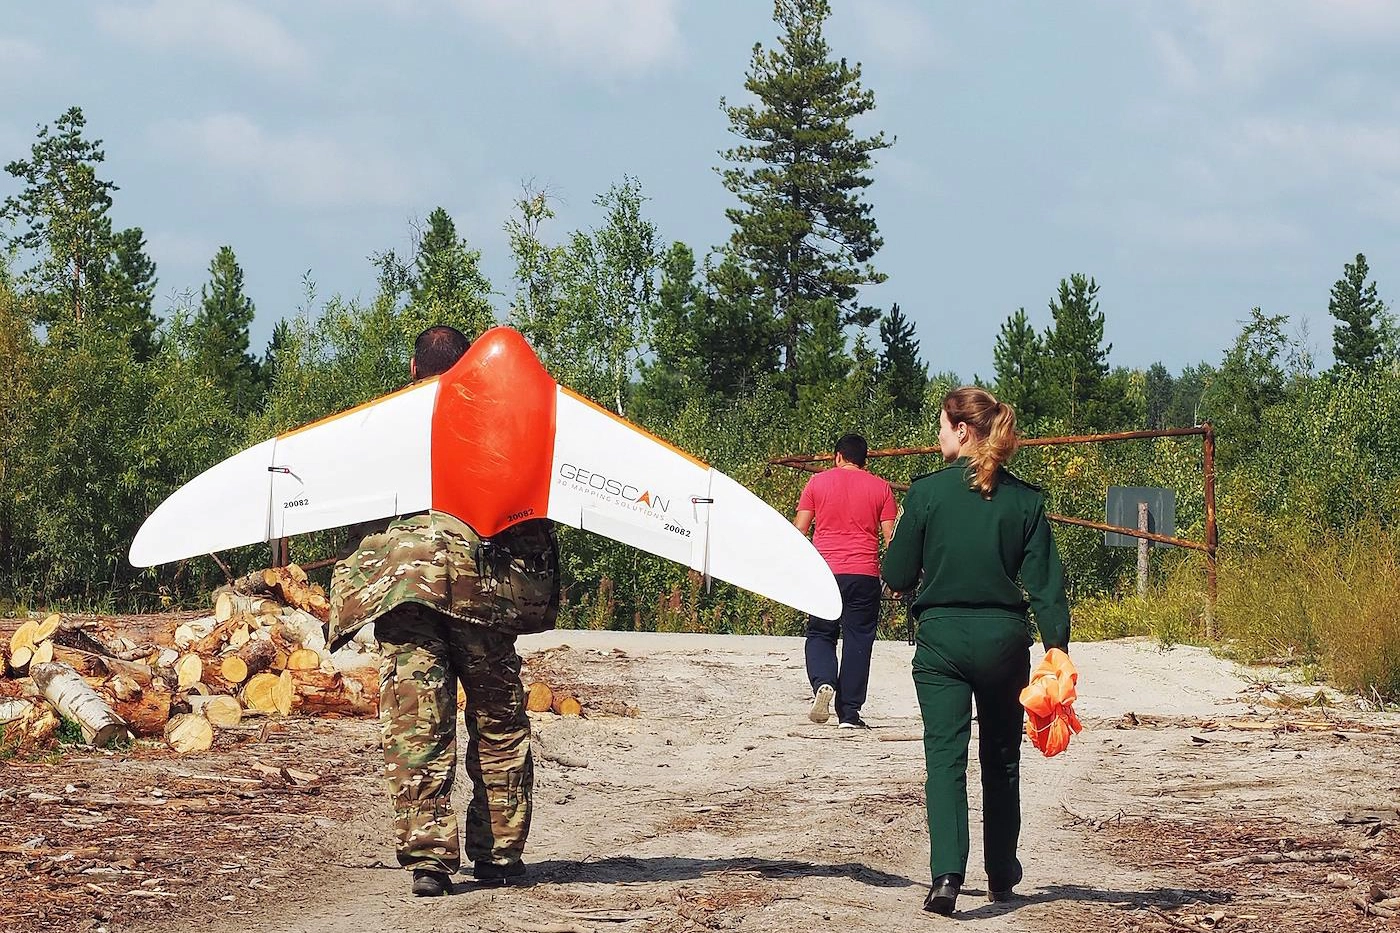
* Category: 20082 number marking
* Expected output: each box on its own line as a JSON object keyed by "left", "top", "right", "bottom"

{"left": 664, "top": 523, "right": 691, "bottom": 537}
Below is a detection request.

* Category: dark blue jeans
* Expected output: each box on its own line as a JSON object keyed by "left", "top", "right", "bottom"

{"left": 805, "top": 574, "right": 882, "bottom": 723}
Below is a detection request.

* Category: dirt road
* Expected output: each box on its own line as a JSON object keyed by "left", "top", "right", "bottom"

{"left": 4, "top": 633, "right": 1397, "bottom": 932}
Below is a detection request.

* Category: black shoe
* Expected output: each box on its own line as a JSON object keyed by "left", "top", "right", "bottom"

{"left": 473, "top": 860, "right": 527, "bottom": 885}
{"left": 411, "top": 869, "right": 450, "bottom": 897}
{"left": 988, "top": 861, "right": 1023, "bottom": 902}
{"left": 923, "top": 873, "right": 961, "bottom": 915}
{"left": 837, "top": 716, "right": 870, "bottom": 730}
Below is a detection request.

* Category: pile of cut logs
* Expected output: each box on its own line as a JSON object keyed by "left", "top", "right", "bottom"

{"left": 525, "top": 681, "right": 583, "bottom": 717}
{"left": 0, "top": 565, "right": 379, "bottom": 756}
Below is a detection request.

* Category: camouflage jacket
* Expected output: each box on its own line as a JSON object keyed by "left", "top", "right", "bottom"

{"left": 328, "top": 511, "right": 560, "bottom": 650}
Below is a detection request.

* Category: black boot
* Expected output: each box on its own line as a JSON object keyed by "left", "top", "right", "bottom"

{"left": 473, "top": 860, "right": 527, "bottom": 885}
{"left": 411, "top": 869, "right": 450, "bottom": 897}
{"left": 923, "top": 873, "right": 961, "bottom": 915}
{"left": 988, "top": 860, "right": 1023, "bottom": 902}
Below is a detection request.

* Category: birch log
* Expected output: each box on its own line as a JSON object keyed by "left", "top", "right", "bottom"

{"left": 30, "top": 661, "right": 133, "bottom": 747}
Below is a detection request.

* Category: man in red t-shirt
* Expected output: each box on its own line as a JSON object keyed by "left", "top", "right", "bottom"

{"left": 793, "top": 433, "right": 897, "bottom": 728}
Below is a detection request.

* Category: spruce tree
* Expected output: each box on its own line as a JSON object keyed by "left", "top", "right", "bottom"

{"left": 1043, "top": 274, "right": 1111, "bottom": 431}
{"left": 1143, "top": 362, "right": 1174, "bottom": 429}
{"left": 636, "top": 242, "right": 704, "bottom": 421}
{"left": 103, "top": 226, "right": 160, "bottom": 361}
{"left": 695, "top": 253, "right": 780, "bottom": 398}
{"left": 406, "top": 207, "right": 495, "bottom": 340}
{"left": 720, "top": 0, "right": 891, "bottom": 398}
{"left": 640, "top": 247, "right": 779, "bottom": 411}
{"left": 193, "top": 246, "right": 262, "bottom": 415}
{"left": 877, "top": 304, "right": 927, "bottom": 414}
{"left": 1329, "top": 252, "right": 1384, "bottom": 372}
{"left": 261, "top": 318, "right": 292, "bottom": 391}
{"left": 993, "top": 307, "right": 1053, "bottom": 427}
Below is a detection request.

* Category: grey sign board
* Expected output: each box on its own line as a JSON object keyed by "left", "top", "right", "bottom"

{"left": 1104, "top": 486, "right": 1175, "bottom": 548}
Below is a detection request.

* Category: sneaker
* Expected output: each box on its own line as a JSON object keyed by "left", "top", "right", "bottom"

{"left": 411, "top": 869, "right": 450, "bottom": 897}
{"left": 838, "top": 716, "right": 870, "bottom": 730}
{"left": 809, "top": 684, "right": 835, "bottom": 723}
{"left": 473, "top": 860, "right": 527, "bottom": 885}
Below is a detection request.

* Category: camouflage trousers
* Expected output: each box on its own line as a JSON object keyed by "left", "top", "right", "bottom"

{"left": 376, "top": 603, "right": 533, "bottom": 874}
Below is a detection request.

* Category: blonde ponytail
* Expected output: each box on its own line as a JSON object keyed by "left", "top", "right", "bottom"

{"left": 943, "top": 388, "right": 1020, "bottom": 497}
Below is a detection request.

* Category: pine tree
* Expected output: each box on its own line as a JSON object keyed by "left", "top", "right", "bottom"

{"left": 720, "top": 0, "right": 892, "bottom": 398}
{"left": 877, "top": 304, "right": 927, "bottom": 414}
{"left": 993, "top": 307, "right": 1054, "bottom": 427}
{"left": 193, "top": 246, "right": 262, "bottom": 415}
{"left": 1329, "top": 252, "right": 1384, "bottom": 372}
{"left": 1043, "top": 274, "right": 1111, "bottom": 431}
{"left": 2, "top": 107, "right": 117, "bottom": 331}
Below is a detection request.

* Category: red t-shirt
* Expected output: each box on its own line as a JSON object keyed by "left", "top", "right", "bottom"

{"left": 797, "top": 467, "right": 897, "bottom": 576}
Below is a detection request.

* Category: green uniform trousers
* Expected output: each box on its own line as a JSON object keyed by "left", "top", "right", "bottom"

{"left": 912, "top": 609, "right": 1031, "bottom": 887}
{"left": 376, "top": 603, "right": 533, "bottom": 874}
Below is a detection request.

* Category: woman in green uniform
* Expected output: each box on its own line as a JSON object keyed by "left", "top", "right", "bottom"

{"left": 881, "top": 387, "right": 1070, "bottom": 916}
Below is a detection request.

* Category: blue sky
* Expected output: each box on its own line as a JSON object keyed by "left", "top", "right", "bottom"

{"left": 3, "top": 0, "right": 1399, "bottom": 379}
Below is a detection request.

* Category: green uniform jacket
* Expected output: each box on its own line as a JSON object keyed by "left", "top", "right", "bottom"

{"left": 880, "top": 458, "right": 1070, "bottom": 650}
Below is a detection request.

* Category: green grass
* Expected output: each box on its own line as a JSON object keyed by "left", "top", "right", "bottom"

{"left": 1210, "top": 524, "right": 1400, "bottom": 700}
{"left": 1048, "top": 527, "right": 1400, "bottom": 703}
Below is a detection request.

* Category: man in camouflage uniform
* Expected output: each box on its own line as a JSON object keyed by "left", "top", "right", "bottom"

{"left": 327, "top": 326, "right": 560, "bottom": 898}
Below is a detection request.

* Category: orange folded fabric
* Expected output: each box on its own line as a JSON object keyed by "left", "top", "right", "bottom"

{"left": 1019, "top": 648, "right": 1081, "bottom": 757}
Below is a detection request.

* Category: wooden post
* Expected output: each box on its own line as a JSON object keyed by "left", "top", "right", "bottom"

{"left": 273, "top": 537, "right": 290, "bottom": 568}
{"left": 1202, "top": 422, "right": 1218, "bottom": 639}
{"left": 1137, "top": 501, "right": 1150, "bottom": 598}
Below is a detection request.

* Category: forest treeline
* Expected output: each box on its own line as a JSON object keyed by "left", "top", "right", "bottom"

{"left": 2, "top": 1, "right": 1397, "bottom": 697}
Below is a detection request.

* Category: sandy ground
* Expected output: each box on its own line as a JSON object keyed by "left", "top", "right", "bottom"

{"left": 4, "top": 633, "right": 1399, "bottom": 933}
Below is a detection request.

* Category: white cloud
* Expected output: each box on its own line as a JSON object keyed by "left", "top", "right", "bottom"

{"left": 0, "top": 36, "right": 43, "bottom": 79}
{"left": 1234, "top": 118, "right": 1400, "bottom": 178}
{"left": 95, "top": 0, "right": 309, "bottom": 78}
{"left": 1148, "top": 28, "right": 1201, "bottom": 93}
{"left": 1145, "top": 0, "right": 1400, "bottom": 93}
{"left": 846, "top": 0, "right": 945, "bottom": 71}
{"left": 450, "top": 0, "right": 682, "bottom": 77}
{"left": 873, "top": 151, "right": 943, "bottom": 199}
{"left": 152, "top": 113, "right": 434, "bottom": 210}
{"left": 1146, "top": 207, "right": 1309, "bottom": 255}
{"left": 0, "top": 120, "right": 32, "bottom": 166}
{"left": 143, "top": 229, "right": 221, "bottom": 270}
